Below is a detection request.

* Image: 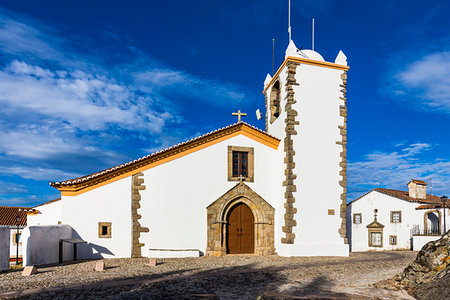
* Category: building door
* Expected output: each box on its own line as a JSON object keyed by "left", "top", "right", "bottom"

{"left": 227, "top": 203, "right": 254, "bottom": 254}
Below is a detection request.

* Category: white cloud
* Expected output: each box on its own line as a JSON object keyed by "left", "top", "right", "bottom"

{"left": 348, "top": 143, "right": 450, "bottom": 201}
{"left": 0, "top": 8, "right": 251, "bottom": 191}
{"left": 0, "top": 181, "right": 29, "bottom": 195}
{"left": 390, "top": 51, "right": 450, "bottom": 113}
{"left": 0, "top": 165, "right": 81, "bottom": 182}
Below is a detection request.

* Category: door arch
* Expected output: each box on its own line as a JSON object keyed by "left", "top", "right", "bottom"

{"left": 206, "top": 182, "right": 275, "bottom": 256}
{"left": 227, "top": 203, "right": 254, "bottom": 254}
{"left": 424, "top": 210, "right": 441, "bottom": 234}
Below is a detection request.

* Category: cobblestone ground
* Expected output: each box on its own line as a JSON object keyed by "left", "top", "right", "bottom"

{"left": 0, "top": 251, "right": 417, "bottom": 299}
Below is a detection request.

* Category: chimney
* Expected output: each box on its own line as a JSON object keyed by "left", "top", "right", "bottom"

{"left": 407, "top": 179, "right": 427, "bottom": 199}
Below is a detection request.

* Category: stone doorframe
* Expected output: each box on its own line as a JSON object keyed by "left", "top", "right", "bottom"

{"left": 206, "top": 182, "right": 275, "bottom": 256}
{"left": 424, "top": 210, "right": 442, "bottom": 234}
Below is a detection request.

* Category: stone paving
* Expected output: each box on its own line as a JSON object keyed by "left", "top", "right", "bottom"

{"left": 0, "top": 251, "right": 417, "bottom": 299}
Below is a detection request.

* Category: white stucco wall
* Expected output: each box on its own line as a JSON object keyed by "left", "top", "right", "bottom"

{"left": 27, "top": 200, "right": 62, "bottom": 226}
{"left": 267, "top": 49, "right": 348, "bottom": 256}
{"left": 61, "top": 177, "right": 132, "bottom": 259}
{"left": 9, "top": 225, "right": 24, "bottom": 259}
{"left": 348, "top": 191, "right": 437, "bottom": 252}
{"left": 22, "top": 225, "right": 72, "bottom": 266}
{"left": 412, "top": 235, "right": 441, "bottom": 251}
{"left": 0, "top": 226, "right": 9, "bottom": 271}
{"left": 139, "top": 134, "right": 279, "bottom": 255}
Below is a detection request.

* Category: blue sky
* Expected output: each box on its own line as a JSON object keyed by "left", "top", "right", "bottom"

{"left": 0, "top": 0, "right": 449, "bottom": 206}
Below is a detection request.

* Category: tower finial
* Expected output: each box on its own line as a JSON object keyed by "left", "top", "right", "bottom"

{"left": 288, "top": 0, "right": 292, "bottom": 42}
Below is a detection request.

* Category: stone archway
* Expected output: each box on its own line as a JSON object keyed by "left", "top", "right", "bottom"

{"left": 424, "top": 210, "right": 442, "bottom": 235}
{"left": 206, "top": 182, "right": 275, "bottom": 256}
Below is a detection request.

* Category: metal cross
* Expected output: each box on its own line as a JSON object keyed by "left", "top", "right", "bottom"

{"left": 238, "top": 175, "right": 246, "bottom": 182}
{"left": 232, "top": 110, "right": 247, "bottom": 122}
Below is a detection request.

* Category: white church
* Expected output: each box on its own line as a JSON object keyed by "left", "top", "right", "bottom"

{"left": 27, "top": 40, "right": 350, "bottom": 258}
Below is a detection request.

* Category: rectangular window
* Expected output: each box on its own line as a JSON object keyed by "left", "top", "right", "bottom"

{"left": 370, "top": 232, "right": 382, "bottom": 247}
{"left": 353, "top": 213, "right": 362, "bottom": 224}
{"left": 389, "top": 235, "right": 397, "bottom": 245}
{"left": 232, "top": 151, "right": 248, "bottom": 177}
{"left": 391, "top": 211, "right": 402, "bottom": 223}
{"left": 98, "top": 222, "right": 112, "bottom": 238}
{"left": 227, "top": 146, "right": 254, "bottom": 182}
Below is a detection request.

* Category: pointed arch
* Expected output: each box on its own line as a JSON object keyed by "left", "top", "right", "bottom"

{"left": 206, "top": 182, "right": 275, "bottom": 256}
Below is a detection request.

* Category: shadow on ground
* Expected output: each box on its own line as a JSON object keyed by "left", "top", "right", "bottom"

{"left": 12, "top": 261, "right": 364, "bottom": 299}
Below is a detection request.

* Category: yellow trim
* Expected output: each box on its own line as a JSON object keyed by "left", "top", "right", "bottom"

{"left": 26, "top": 211, "right": 39, "bottom": 215}
{"left": 59, "top": 126, "right": 279, "bottom": 196}
{"left": 263, "top": 56, "right": 349, "bottom": 94}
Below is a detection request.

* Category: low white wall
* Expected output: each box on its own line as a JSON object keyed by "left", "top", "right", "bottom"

{"left": 0, "top": 226, "right": 9, "bottom": 271}
{"left": 22, "top": 225, "right": 72, "bottom": 266}
{"left": 412, "top": 235, "right": 441, "bottom": 251}
{"left": 148, "top": 249, "right": 201, "bottom": 258}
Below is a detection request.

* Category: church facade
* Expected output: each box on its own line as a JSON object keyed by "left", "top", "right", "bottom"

{"left": 29, "top": 41, "right": 350, "bottom": 258}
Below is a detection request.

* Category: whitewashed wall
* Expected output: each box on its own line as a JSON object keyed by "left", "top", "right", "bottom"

{"left": 0, "top": 226, "right": 9, "bottom": 271}
{"left": 413, "top": 235, "right": 441, "bottom": 251}
{"left": 9, "top": 226, "right": 24, "bottom": 259}
{"left": 139, "top": 134, "right": 279, "bottom": 256}
{"left": 61, "top": 177, "right": 132, "bottom": 259}
{"left": 267, "top": 46, "right": 348, "bottom": 256}
{"left": 348, "top": 191, "right": 430, "bottom": 251}
{"left": 28, "top": 200, "right": 62, "bottom": 226}
{"left": 22, "top": 225, "right": 72, "bottom": 266}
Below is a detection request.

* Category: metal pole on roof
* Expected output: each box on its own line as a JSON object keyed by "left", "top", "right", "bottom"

{"left": 288, "top": 0, "right": 292, "bottom": 42}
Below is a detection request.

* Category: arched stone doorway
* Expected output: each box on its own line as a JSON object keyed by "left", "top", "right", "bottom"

{"left": 227, "top": 202, "right": 254, "bottom": 254}
{"left": 206, "top": 182, "right": 275, "bottom": 256}
{"left": 424, "top": 210, "right": 441, "bottom": 235}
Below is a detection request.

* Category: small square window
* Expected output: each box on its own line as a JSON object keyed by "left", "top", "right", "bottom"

{"left": 389, "top": 235, "right": 397, "bottom": 245}
{"left": 98, "top": 222, "right": 112, "bottom": 238}
{"left": 353, "top": 213, "right": 362, "bottom": 224}
{"left": 391, "top": 211, "right": 402, "bottom": 223}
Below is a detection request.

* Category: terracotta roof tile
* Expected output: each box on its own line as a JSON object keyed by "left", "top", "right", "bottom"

{"left": 416, "top": 204, "right": 443, "bottom": 210}
{"left": 409, "top": 179, "right": 428, "bottom": 185}
{"left": 50, "top": 122, "right": 279, "bottom": 188}
{"left": 0, "top": 206, "right": 30, "bottom": 226}
{"left": 349, "top": 188, "right": 442, "bottom": 205}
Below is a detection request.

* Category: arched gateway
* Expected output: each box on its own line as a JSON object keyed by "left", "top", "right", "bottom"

{"left": 206, "top": 182, "right": 275, "bottom": 256}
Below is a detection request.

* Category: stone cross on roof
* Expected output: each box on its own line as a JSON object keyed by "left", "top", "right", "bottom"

{"left": 232, "top": 110, "right": 247, "bottom": 122}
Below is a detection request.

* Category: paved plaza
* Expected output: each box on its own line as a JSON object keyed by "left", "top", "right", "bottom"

{"left": 0, "top": 251, "right": 417, "bottom": 299}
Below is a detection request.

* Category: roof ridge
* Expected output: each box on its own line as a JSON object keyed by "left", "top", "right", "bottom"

{"left": 51, "top": 122, "right": 278, "bottom": 187}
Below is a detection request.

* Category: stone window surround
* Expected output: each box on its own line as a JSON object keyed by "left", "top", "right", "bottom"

{"left": 353, "top": 213, "right": 362, "bottom": 224}
{"left": 368, "top": 229, "right": 383, "bottom": 247}
{"left": 390, "top": 211, "right": 402, "bottom": 223}
{"left": 269, "top": 80, "right": 281, "bottom": 124}
{"left": 389, "top": 235, "right": 397, "bottom": 245}
{"left": 228, "top": 146, "right": 254, "bottom": 182}
{"left": 98, "top": 222, "right": 112, "bottom": 238}
{"left": 423, "top": 210, "right": 442, "bottom": 234}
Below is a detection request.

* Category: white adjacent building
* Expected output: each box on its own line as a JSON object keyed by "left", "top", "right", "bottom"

{"left": 347, "top": 179, "right": 448, "bottom": 252}
{"left": 27, "top": 40, "right": 350, "bottom": 258}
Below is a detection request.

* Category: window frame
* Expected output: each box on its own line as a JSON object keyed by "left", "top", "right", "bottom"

{"left": 389, "top": 235, "right": 397, "bottom": 245}
{"left": 390, "top": 211, "right": 402, "bottom": 223}
{"left": 353, "top": 213, "right": 362, "bottom": 224}
{"left": 227, "top": 146, "right": 254, "bottom": 182}
{"left": 368, "top": 231, "right": 383, "bottom": 247}
{"left": 98, "top": 222, "right": 112, "bottom": 238}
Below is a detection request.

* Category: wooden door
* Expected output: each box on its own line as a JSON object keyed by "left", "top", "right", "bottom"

{"left": 227, "top": 203, "right": 254, "bottom": 254}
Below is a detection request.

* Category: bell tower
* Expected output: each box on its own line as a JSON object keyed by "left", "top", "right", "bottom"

{"left": 263, "top": 40, "right": 350, "bottom": 256}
